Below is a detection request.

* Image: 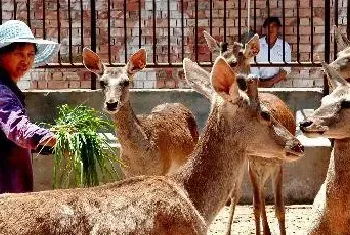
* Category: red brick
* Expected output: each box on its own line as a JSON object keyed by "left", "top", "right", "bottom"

{"left": 299, "top": 1, "right": 311, "bottom": 8}
{"left": 52, "top": 72, "right": 63, "bottom": 81}
{"left": 165, "top": 80, "right": 177, "bottom": 88}
{"left": 30, "top": 81, "right": 38, "bottom": 89}
{"left": 63, "top": 72, "right": 80, "bottom": 81}
{"left": 314, "top": 26, "right": 325, "bottom": 34}
{"left": 285, "top": 1, "right": 297, "bottom": 8}
{"left": 298, "top": 45, "right": 312, "bottom": 52}
{"left": 300, "top": 18, "right": 310, "bottom": 26}
{"left": 298, "top": 26, "right": 312, "bottom": 35}
{"left": 198, "top": 53, "right": 210, "bottom": 62}
{"left": 312, "top": 17, "right": 325, "bottom": 26}
{"left": 47, "top": 81, "right": 69, "bottom": 89}
{"left": 313, "top": 8, "right": 325, "bottom": 18}
{"left": 156, "top": 80, "right": 166, "bottom": 88}
{"left": 297, "top": 9, "right": 310, "bottom": 17}
{"left": 34, "top": 11, "right": 43, "bottom": 19}
{"left": 80, "top": 81, "right": 92, "bottom": 89}
{"left": 313, "top": 1, "right": 326, "bottom": 7}
{"left": 69, "top": 81, "right": 81, "bottom": 89}
{"left": 46, "top": 11, "right": 57, "bottom": 20}
{"left": 37, "top": 81, "right": 48, "bottom": 89}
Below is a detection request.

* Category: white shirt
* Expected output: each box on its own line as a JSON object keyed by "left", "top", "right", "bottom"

{"left": 250, "top": 37, "right": 291, "bottom": 80}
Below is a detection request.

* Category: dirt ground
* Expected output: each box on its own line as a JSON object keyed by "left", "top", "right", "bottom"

{"left": 209, "top": 205, "right": 313, "bottom": 235}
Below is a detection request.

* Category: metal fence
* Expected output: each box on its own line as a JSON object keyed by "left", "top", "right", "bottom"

{"left": 1, "top": 0, "right": 348, "bottom": 91}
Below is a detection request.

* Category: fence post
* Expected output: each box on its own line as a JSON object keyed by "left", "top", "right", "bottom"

{"left": 334, "top": 0, "right": 339, "bottom": 55}
{"left": 324, "top": 0, "right": 330, "bottom": 96}
{"left": 26, "top": 0, "right": 31, "bottom": 27}
{"left": 90, "top": 0, "right": 97, "bottom": 90}
{"left": 0, "top": 0, "right": 2, "bottom": 24}
{"left": 348, "top": 0, "right": 350, "bottom": 38}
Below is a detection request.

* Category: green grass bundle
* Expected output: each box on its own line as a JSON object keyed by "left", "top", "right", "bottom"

{"left": 43, "top": 104, "right": 122, "bottom": 188}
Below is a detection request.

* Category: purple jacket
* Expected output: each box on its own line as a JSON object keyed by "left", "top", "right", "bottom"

{"left": 0, "top": 72, "right": 53, "bottom": 193}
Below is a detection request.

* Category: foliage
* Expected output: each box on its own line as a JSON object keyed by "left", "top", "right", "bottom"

{"left": 40, "top": 104, "right": 122, "bottom": 188}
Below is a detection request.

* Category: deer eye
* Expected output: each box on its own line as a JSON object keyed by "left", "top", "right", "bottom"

{"left": 341, "top": 100, "right": 350, "bottom": 108}
{"left": 120, "top": 80, "right": 130, "bottom": 87}
{"left": 260, "top": 110, "right": 271, "bottom": 121}
{"left": 229, "top": 60, "right": 238, "bottom": 67}
{"left": 236, "top": 77, "right": 247, "bottom": 91}
{"left": 100, "top": 80, "right": 107, "bottom": 89}
{"left": 219, "top": 42, "right": 228, "bottom": 53}
{"left": 339, "top": 58, "right": 349, "bottom": 68}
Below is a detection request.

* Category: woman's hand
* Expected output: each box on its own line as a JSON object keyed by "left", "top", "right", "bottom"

{"left": 34, "top": 136, "right": 56, "bottom": 155}
{"left": 259, "top": 79, "right": 275, "bottom": 88}
{"left": 259, "top": 70, "right": 287, "bottom": 88}
{"left": 38, "top": 135, "right": 56, "bottom": 147}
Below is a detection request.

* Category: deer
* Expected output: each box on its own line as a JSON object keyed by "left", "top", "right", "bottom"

{"left": 0, "top": 56, "right": 304, "bottom": 235}
{"left": 327, "top": 25, "right": 350, "bottom": 84}
{"left": 202, "top": 31, "right": 301, "bottom": 235}
{"left": 82, "top": 48, "right": 199, "bottom": 178}
{"left": 299, "top": 62, "right": 350, "bottom": 235}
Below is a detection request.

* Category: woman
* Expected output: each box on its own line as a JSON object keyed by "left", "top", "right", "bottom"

{"left": 0, "top": 20, "right": 60, "bottom": 193}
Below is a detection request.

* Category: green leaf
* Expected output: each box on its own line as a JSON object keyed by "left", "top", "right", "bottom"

{"left": 43, "top": 104, "right": 122, "bottom": 188}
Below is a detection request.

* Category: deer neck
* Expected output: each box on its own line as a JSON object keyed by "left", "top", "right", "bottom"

{"left": 327, "top": 139, "right": 350, "bottom": 188}
{"left": 113, "top": 101, "right": 149, "bottom": 152}
{"left": 172, "top": 101, "right": 247, "bottom": 224}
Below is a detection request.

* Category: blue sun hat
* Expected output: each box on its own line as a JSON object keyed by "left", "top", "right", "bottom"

{"left": 0, "top": 20, "right": 60, "bottom": 67}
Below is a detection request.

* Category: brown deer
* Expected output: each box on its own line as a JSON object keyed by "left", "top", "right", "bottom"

{"left": 0, "top": 56, "right": 304, "bottom": 235}
{"left": 203, "top": 31, "right": 300, "bottom": 235}
{"left": 328, "top": 25, "right": 350, "bottom": 83}
{"left": 300, "top": 62, "right": 350, "bottom": 234}
{"left": 82, "top": 48, "right": 199, "bottom": 177}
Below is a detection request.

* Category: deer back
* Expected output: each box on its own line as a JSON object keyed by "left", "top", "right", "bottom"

{"left": 0, "top": 176, "right": 206, "bottom": 235}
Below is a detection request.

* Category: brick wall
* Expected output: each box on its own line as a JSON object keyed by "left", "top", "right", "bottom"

{"left": 1, "top": 0, "right": 347, "bottom": 89}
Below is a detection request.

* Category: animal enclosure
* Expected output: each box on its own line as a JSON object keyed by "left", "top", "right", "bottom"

{"left": 2, "top": 0, "right": 348, "bottom": 89}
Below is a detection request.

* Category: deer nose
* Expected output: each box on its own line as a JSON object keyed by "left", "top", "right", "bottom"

{"left": 106, "top": 101, "right": 119, "bottom": 110}
{"left": 236, "top": 77, "right": 247, "bottom": 91}
{"left": 299, "top": 121, "right": 313, "bottom": 130}
{"left": 291, "top": 143, "right": 304, "bottom": 153}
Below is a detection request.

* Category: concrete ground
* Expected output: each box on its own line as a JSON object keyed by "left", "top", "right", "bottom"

{"left": 209, "top": 205, "right": 313, "bottom": 235}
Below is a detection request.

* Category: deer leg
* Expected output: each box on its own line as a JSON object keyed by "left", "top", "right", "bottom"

{"left": 249, "top": 165, "right": 262, "bottom": 235}
{"left": 261, "top": 188, "right": 272, "bottom": 235}
{"left": 272, "top": 165, "right": 286, "bottom": 235}
{"left": 225, "top": 161, "right": 246, "bottom": 235}
{"left": 225, "top": 194, "right": 237, "bottom": 235}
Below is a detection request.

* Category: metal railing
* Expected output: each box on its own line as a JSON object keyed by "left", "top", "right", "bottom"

{"left": 1, "top": 0, "right": 347, "bottom": 91}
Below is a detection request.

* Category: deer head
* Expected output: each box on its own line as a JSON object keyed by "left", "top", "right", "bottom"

{"left": 83, "top": 48, "right": 147, "bottom": 113}
{"left": 300, "top": 62, "right": 350, "bottom": 139}
{"left": 203, "top": 30, "right": 260, "bottom": 75}
{"left": 184, "top": 58, "right": 304, "bottom": 162}
{"left": 334, "top": 25, "right": 350, "bottom": 52}
{"left": 329, "top": 26, "right": 350, "bottom": 82}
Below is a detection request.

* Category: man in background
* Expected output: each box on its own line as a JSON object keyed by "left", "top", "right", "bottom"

{"left": 251, "top": 16, "right": 291, "bottom": 88}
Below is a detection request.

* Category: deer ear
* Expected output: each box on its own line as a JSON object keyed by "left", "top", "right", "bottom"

{"left": 183, "top": 58, "right": 213, "bottom": 99}
{"left": 330, "top": 53, "right": 350, "bottom": 71}
{"left": 211, "top": 57, "right": 238, "bottom": 97}
{"left": 243, "top": 34, "right": 260, "bottom": 59}
{"left": 246, "top": 76, "right": 260, "bottom": 112}
{"left": 203, "top": 30, "right": 220, "bottom": 54}
{"left": 322, "top": 61, "right": 348, "bottom": 88}
{"left": 334, "top": 25, "right": 350, "bottom": 52}
{"left": 82, "top": 47, "right": 104, "bottom": 76}
{"left": 127, "top": 48, "right": 147, "bottom": 75}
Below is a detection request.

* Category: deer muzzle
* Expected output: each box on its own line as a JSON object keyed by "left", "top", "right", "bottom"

{"left": 299, "top": 120, "right": 328, "bottom": 134}
{"left": 106, "top": 101, "right": 119, "bottom": 112}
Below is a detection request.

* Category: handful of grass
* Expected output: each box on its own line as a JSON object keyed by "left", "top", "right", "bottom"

{"left": 42, "top": 104, "right": 122, "bottom": 188}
